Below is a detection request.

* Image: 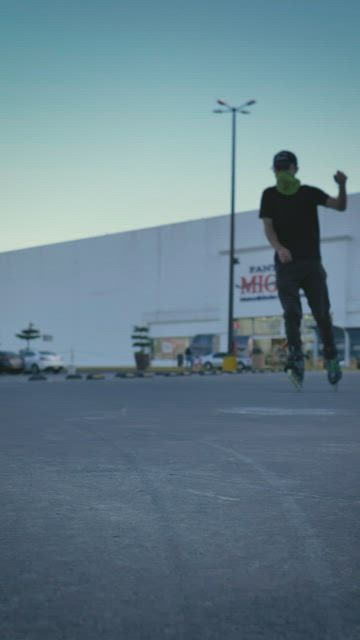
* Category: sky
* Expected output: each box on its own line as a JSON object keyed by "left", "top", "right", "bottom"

{"left": 1, "top": 0, "right": 359, "bottom": 253}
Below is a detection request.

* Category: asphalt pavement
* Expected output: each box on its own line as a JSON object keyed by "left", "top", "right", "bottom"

{"left": 1, "top": 371, "right": 359, "bottom": 640}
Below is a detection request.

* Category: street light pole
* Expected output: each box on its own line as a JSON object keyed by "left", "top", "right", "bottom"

{"left": 214, "top": 99, "right": 256, "bottom": 354}
{"left": 228, "top": 108, "right": 236, "bottom": 356}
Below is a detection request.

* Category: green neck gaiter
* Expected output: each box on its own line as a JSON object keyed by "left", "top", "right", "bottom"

{"left": 276, "top": 171, "right": 301, "bottom": 195}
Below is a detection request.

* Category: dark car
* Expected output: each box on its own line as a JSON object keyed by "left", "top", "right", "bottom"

{"left": 0, "top": 351, "right": 25, "bottom": 374}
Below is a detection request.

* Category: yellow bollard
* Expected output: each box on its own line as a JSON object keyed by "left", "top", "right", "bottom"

{"left": 222, "top": 355, "right": 237, "bottom": 372}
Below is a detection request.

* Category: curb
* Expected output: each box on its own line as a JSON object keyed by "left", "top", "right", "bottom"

{"left": 28, "top": 374, "right": 47, "bottom": 381}
{"left": 115, "top": 372, "right": 137, "bottom": 379}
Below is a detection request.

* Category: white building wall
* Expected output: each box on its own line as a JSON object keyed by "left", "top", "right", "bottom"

{"left": 1, "top": 193, "right": 359, "bottom": 366}
{"left": 0, "top": 218, "right": 229, "bottom": 365}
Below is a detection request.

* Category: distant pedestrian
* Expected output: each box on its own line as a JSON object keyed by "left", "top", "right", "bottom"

{"left": 177, "top": 353, "right": 184, "bottom": 368}
{"left": 185, "top": 347, "right": 193, "bottom": 369}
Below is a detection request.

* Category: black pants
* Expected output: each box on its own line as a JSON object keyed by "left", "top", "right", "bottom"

{"left": 275, "top": 259, "right": 337, "bottom": 358}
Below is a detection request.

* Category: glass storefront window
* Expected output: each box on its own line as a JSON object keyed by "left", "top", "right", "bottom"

{"left": 233, "top": 318, "right": 253, "bottom": 336}
{"left": 253, "top": 316, "right": 282, "bottom": 336}
{"left": 153, "top": 337, "right": 189, "bottom": 360}
{"left": 234, "top": 314, "right": 315, "bottom": 339}
{"left": 234, "top": 316, "right": 282, "bottom": 336}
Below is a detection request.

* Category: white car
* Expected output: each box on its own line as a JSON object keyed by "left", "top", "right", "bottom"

{"left": 21, "top": 350, "right": 66, "bottom": 374}
{"left": 200, "top": 352, "right": 251, "bottom": 371}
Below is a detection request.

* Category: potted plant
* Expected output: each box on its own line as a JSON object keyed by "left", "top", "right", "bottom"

{"left": 131, "top": 325, "right": 152, "bottom": 371}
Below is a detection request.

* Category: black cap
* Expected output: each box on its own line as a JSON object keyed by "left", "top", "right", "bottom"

{"left": 273, "top": 150, "right": 298, "bottom": 170}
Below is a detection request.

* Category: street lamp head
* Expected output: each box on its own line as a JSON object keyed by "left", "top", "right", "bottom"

{"left": 246, "top": 99, "right": 256, "bottom": 106}
{"left": 217, "top": 99, "right": 228, "bottom": 106}
{"left": 240, "top": 110, "right": 250, "bottom": 114}
{"left": 213, "top": 109, "right": 225, "bottom": 113}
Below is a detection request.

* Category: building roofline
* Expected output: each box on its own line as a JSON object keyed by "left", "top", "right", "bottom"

{"left": 1, "top": 191, "right": 359, "bottom": 256}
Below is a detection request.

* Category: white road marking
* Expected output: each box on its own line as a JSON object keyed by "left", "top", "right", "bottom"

{"left": 186, "top": 489, "right": 240, "bottom": 502}
{"left": 218, "top": 407, "right": 336, "bottom": 416}
{"left": 65, "top": 410, "right": 127, "bottom": 423}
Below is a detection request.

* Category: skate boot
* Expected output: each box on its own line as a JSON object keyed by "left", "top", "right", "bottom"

{"left": 284, "top": 348, "right": 304, "bottom": 391}
{"left": 326, "top": 358, "right": 342, "bottom": 390}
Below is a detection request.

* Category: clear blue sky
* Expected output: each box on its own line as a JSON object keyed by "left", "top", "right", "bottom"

{"left": 1, "top": 0, "right": 359, "bottom": 252}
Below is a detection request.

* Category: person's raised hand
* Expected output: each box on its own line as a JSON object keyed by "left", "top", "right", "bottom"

{"left": 334, "top": 171, "right": 347, "bottom": 184}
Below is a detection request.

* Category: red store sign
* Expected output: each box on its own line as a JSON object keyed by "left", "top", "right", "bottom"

{"left": 236, "top": 264, "right": 278, "bottom": 301}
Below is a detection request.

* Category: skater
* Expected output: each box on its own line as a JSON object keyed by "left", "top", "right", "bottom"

{"left": 259, "top": 150, "right": 347, "bottom": 389}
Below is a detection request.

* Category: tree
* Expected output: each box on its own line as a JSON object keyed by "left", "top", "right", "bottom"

{"left": 131, "top": 325, "right": 152, "bottom": 353}
{"left": 131, "top": 325, "right": 152, "bottom": 370}
{"left": 16, "top": 323, "right": 41, "bottom": 349}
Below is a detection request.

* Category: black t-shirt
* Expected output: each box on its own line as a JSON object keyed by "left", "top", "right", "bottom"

{"left": 259, "top": 185, "right": 329, "bottom": 262}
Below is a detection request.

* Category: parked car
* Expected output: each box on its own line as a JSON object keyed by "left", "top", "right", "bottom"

{"left": 237, "top": 355, "right": 252, "bottom": 371}
{"left": 20, "top": 350, "right": 65, "bottom": 374}
{"left": 0, "top": 351, "right": 25, "bottom": 374}
{"left": 200, "top": 352, "right": 251, "bottom": 371}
